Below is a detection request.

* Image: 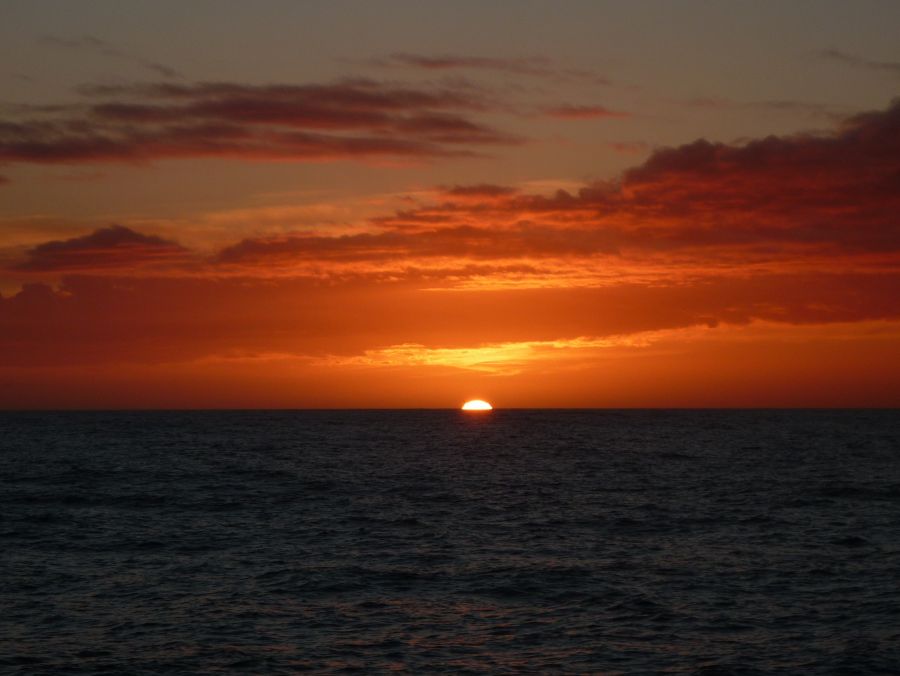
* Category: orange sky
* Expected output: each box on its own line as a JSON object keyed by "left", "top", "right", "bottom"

{"left": 2, "top": 2, "right": 899, "bottom": 407}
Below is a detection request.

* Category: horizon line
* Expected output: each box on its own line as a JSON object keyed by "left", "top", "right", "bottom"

{"left": 3, "top": 406, "right": 898, "bottom": 413}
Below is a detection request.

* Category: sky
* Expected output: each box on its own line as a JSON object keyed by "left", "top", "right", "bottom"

{"left": 2, "top": 0, "right": 899, "bottom": 408}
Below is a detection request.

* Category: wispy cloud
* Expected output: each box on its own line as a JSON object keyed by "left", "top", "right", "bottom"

{"left": 320, "top": 333, "right": 670, "bottom": 374}
{"left": 819, "top": 48, "right": 900, "bottom": 77}
{"left": 543, "top": 104, "right": 630, "bottom": 120}
{"left": 40, "top": 35, "right": 181, "bottom": 79}
{"left": 368, "top": 52, "right": 613, "bottom": 86}
{"left": 681, "top": 96, "right": 839, "bottom": 116}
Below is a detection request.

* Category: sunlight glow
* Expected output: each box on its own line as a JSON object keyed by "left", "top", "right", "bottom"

{"left": 462, "top": 399, "right": 493, "bottom": 411}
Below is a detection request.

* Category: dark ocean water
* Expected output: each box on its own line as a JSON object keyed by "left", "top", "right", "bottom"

{"left": 1, "top": 410, "right": 899, "bottom": 674}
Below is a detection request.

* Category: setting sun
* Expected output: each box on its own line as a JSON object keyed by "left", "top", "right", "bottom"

{"left": 462, "top": 399, "right": 493, "bottom": 411}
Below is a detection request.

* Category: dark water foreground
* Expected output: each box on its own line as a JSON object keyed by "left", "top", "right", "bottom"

{"left": 1, "top": 410, "right": 899, "bottom": 674}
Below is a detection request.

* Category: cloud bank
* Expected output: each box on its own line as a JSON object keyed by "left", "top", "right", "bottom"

{"left": 3, "top": 98, "right": 899, "bottom": 407}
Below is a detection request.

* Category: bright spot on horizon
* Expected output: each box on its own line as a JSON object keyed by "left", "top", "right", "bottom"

{"left": 462, "top": 399, "right": 493, "bottom": 411}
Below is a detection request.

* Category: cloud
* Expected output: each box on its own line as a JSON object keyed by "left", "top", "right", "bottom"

{"left": 620, "top": 99, "right": 900, "bottom": 222}
{"left": 371, "top": 52, "right": 612, "bottom": 85}
{"left": 543, "top": 105, "right": 630, "bottom": 119}
{"left": 380, "top": 53, "right": 553, "bottom": 73}
{"left": 40, "top": 35, "right": 181, "bottom": 79}
{"left": 14, "top": 225, "right": 190, "bottom": 272}
{"left": 0, "top": 79, "right": 520, "bottom": 169}
{"left": 820, "top": 48, "right": 900, "bottom": 77}
{"left": 322, "top": 333, "right": 675, "bottom": 375}
{"left": 369, "top": 99, "right": 900, "bottom": 259}
{"left": 214, "top": 224, "right": 628, "bottom": 266}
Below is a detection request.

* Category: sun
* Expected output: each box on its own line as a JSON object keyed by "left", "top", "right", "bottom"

{"left": 462, "top": 399, "right": 493, "bottom": 411}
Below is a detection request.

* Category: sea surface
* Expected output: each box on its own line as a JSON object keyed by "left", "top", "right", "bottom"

{"left": 1, "top": 410, "right": 899, "bottom": 674}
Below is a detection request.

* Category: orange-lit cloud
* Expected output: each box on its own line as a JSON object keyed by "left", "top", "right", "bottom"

{"left": 4, "top": 271, "right": 899, "bottom": 371}
{"left": 3, "top": 99, "right": 900, "bottom": 406}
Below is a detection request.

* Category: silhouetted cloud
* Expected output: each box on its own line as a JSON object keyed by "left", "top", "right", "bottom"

{"left": 9, "top": 99, "right": 898, "bottom": 275}
{"left": 820, "top": 48, "right": 900, "bottom": 77}
{"left": 15, "top": 225, "right": 189, "bottom": 272}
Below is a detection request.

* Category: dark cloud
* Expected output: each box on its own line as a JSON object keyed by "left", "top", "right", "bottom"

{"left": 0, "top": 79, "right": 520, "bottom": 167}
{"left": 623, "top": 98, "right": 900, "bottom": 198}
{"left": 15, "top": 225, "right": 189, "bottom": 272}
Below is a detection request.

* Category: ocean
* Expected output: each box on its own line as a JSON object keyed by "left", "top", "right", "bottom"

{"left": 1, "top": 410, "right": 898, "bottom": 673}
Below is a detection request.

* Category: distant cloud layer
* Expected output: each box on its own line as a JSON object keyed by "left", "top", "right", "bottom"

{"left": 7, "top": 98, "right": 899, "bottom": 273}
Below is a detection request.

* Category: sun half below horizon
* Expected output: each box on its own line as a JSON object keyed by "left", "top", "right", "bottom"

{"left": 462, "top": 400, "right": 494, "bottom": 411}
{"left": 1, "top": 2, "right": 900, "bottom": 409}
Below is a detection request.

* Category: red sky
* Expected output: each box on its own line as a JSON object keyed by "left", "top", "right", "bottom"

{"left": 2, "top": 2, "right": 899, "bottom": 407}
